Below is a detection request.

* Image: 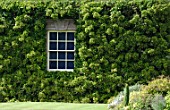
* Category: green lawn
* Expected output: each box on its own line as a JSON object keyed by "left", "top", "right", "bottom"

{"left": 0, "top": 102, "right": 108, "bottom": 110}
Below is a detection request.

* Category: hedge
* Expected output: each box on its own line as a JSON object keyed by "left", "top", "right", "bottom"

{"left": 0, "top": 0, "right": 170, "bottom": 103}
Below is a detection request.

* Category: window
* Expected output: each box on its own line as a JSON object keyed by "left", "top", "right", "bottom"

{"left": 47, "top": 31, "right": 75, "bottom": 71}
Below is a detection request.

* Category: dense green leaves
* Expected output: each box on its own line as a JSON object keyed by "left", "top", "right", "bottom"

{"left": 0, "top": 0, "right": 170, "bottom": 103}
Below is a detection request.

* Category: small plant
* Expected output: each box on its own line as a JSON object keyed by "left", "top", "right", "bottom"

{"left": 151, "top": 94, "right": 166, "bottom": 110}
{"left": 108, "top": 84, "right": 141, "bottom": 110}
{"left": 81, "top": 97, "right": 91, "bottom": 103}
{"left": 165, "top": 92, "right": 170, "bottom": 110}
{"left": 128, "top": 91, "right": 153, "bottom": 110}
{"left": 108, "top": 76, "right": 169, "bottom": 110}
{"left": 108, "top": 93, "right": 124, "bottom": 109}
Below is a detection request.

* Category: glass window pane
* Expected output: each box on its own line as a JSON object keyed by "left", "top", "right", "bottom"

{"left": 50, "top": 32, "right": 57, "bottom": 40}
{"left": 67, "top": 42, "right": 74, "bottom": 50}
{"left": 58, "top": 52, "right": 65, "bottom": 59}
{"left": 58, "top": 42, "right": 65, "bottom": 50}
{"left": 58, "top": 32, "right": 65, "bottom": 40}
{"left": 50, "top": 42, "right": 57, "bottom": 50}
{"left": 67, "top": 52, "right": 74, "bottom": 59}
{"left": 50, "top": 52, "right": 57, "bottom": 59}
{"left": 58, "top": 61, "right": 65, "bottom": 69}
{"left": 49, "top": 61, "right": 57, "bottom": 69}
{"left": 67, "top": 32, "right": 74, "bottom": 40}
{"left": 67, "top": 61, "right": 74, "bottom": 69}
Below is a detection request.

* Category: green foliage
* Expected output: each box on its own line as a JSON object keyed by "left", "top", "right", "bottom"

{"left": 124, "top": 84, "right": 129, "bottom": 106}
{"left": 108, "top": 77, "right": 168, "bottom": 110}
{"left": 165, "top": 92, "right": 170, "bottom": 110}
{"left": 109, "top": 91, "right": 154, "bottom": 110}
{"left": 0, "top": 0, "right": 170, "bottom": 103}
{"left": 128, "top": 92, "right": 154, "bottom": 110}
{"left": 127, "top": 93, "right": 166, "bottom": 110}
{"left": 109, "top": 90, "right": 166, "bottom": 110}
{"left": 108, "top": 84, "right": 142, "bottom": 109}
{"left": 151, "top": 94, "right": 166, "bottom": 110}
{"left": 142, "top": 76, "right": 170, "bottom": 96}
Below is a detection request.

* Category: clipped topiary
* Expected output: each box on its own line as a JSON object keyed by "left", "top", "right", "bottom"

{"left": 124, "top": 84, "right": 129, "bottom": 106}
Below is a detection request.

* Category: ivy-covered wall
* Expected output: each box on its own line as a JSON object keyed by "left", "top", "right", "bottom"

{"left": 0, "top": 0, "right": 170, "bottom": 103}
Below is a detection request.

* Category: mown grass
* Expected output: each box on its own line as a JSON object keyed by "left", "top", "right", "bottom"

{"left": 0, "top": 102, "right": 108, "bottom": 110}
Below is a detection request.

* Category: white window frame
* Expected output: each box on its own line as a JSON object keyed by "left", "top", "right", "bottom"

{"left": 47, "top": 31, "right": 75, "bottom": 72}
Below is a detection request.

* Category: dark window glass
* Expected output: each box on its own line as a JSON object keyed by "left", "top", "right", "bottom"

{"left": 50, "top": 32, "right": 57, "bottom": 40}
{"left": 58, "top": 32, "right": 65, "bottom": 40}
{"left": 67, "top": 52, "right": 74, "bottom": 59}
{"left": 50, "top": 42, "right": 57, "bottom": 50}
{"left": 58, "top": 52, "right": 65, "bottom": 59}
{"left": 67, "top": 42, "right": 74, "bottom": 50}
{"left": 58, "top": 42, "right": 65, "bottom": 50}
{"left": 67, "top": 32, "right": 74, "bottom": 40}
{"left": 48, "top": 32, "right": 75, "bottom": 70}
{"left": 50, "top": 52, "right": 57, "bottom": 59}
{"left": 58, "top": 61, "right": 65, "bottom": 69}
{"left": 49, "top": 61, "right": 57, "bottom": 69}
{"left": 67, "top": 61, "right": 74, "bottom": 69}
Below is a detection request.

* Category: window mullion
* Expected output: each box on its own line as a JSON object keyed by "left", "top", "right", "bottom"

{"left": 57, "top": 32, "right": 59, "bottom": 69}
{"left": 65, "top": 32, "right": 67, "bottom": 69}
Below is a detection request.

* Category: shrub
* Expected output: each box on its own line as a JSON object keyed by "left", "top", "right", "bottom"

{"left": 128, "top": 91, "right": 154, "bottom": 110}
{"left": 108, "top": 79, "right": 168, "bottom": 110}
{"left": 128, "top": 93, "right": 166, "bottom": 110}
{"left": 108, "top": 91, "right": 154, "bottom": 110}
{"left": 165, "top": 92, "right": 170, "bottom": 110}
{"left": 142, "top": 76, "right": 170, "bottom": 96}
{"left": 151, "top": 94, "right": 166, "bottom": 110}
{"left": 108, "top": 84, "right": 142, "bottom": 109}
{"left": 113, "top": 92, "right": 166, "bottom": 110}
